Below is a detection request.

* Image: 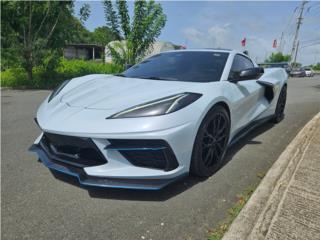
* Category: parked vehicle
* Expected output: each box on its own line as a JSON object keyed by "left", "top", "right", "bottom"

{"left": 30, "top": 49, "right": 288, "bottom": 190}
{"left": 290, "top": 68, "right": 306, "bottom": 77}
{"left": 259, "top": 62, "right": 291, "bottom": 75}
{"left": 303, "top": 67, "right": 314, "bottom": 77}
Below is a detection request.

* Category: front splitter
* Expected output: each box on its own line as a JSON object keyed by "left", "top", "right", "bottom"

{"left": 29, "top": 144, "right": 186, "bottom": 190}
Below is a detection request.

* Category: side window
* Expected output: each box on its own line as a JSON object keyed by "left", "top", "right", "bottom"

{"left": 229, "top": 54, "right": 254, "bottom": 80}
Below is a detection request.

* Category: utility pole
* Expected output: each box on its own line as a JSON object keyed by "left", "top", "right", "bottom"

{"left": 290, "top": 0, "right": 307, "bottom": 65}
{"left": 293, "top": 41, "right": 300, "bottom": 67}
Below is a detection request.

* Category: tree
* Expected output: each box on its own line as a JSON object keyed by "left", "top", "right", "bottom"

{"left": 265, "top": 52, "right": 291, "bottom": 63}
{"left": 65, "top": 15, "right": 97, "bottom": 46}
{"left": 103, "top": 0, "right": 121, "bottom": 39}
{"left": 91, "top": 26, "right": 120, "bottom": 46}
{"left": 1, "top": 1, "right": 90, "bottom": 80}
{"left": 311, "top": 63, "right": 320, "bottom": 71}
{"left": 103, "top": 0, "right": 166, "bottom": 65}
{"left": 79, "top": 3, "right": 91, "bottom": 23}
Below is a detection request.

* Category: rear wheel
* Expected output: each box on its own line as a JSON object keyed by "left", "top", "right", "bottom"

{"left": 190, "top": 106, "right": 230, "bottom": 177}
{"left": 272, "top": 85, "right": 287, "bottom": 123}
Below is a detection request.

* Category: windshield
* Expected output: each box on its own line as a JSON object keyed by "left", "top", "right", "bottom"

{"left": 120, "top": 51, "right": 229, "bottom": 82}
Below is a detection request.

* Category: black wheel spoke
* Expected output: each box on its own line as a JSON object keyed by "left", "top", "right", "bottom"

{"left": 216, "top": 135, "right": 226, "bottom": 142}
{"left": 209, "top": 147, "right": 217, "bottom": 165}
{"left": 215, "top": 115, "right": 221, "bottom": 133}
{"left": 216, "top": 142, "right": 223, "bottom": 153}
{"left": 202, "top": 142, "right": 211, "bottom": 149}
{"left": 204, "top": 148, "right": 213, "bottom": 165}
{"left": 204, "top": 130, "right": 214, "bottom": 139}
{"left": 217, "top": 121, "right": 226, "bottom": 136}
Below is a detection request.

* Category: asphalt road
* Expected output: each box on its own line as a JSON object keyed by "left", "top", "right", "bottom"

{"left": 2, "top": 77, "right": 320, "bottom": 240}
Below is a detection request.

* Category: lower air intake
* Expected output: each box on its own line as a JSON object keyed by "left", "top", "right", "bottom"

{"left": 41, "top": 132, "right": 107, "bottom": 168}
{"left": 106, "top": 139, "right": 179, "bottom": 171}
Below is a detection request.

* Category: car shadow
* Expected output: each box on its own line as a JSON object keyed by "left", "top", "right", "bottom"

{"left": 50, "top": 121, "right": 275, "bottom": 202}
{"left": 221, "top": 122, "right": 275, "bottom": 168}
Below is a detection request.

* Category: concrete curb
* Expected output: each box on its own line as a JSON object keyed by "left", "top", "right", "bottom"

{"left": 223, "top": 112, "right": 320, "bottom": 240}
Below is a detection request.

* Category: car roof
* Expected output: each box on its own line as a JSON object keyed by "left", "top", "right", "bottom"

{"left": 163, "top": 48, "right": 235, "bottom": 53}
{"left": 266, "top": 62, "right": 289, "bottom": 64}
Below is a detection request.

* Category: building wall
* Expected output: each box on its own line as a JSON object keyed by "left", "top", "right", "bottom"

{"left": 64, "top": 46, "right": 90, "bottom": 60}
{"left": 63, "top": 46, "right": 103, "bottom": 60}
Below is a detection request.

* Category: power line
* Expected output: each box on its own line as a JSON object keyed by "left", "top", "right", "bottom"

{"left": 278, "top": 6, "right": 298, "bottom": 52}
{"left": 301, "top": 41, "right": 320, "bottom": 49}
{"left": 300, "top": 38, "right": 320, "bottom": 44}
{"left": 283, "top": 7, "right": 298, "bottom": 34}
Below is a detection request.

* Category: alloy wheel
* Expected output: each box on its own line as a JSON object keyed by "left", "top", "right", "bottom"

{"left": 200, "top": 112, "right": 229, "bottom": 168}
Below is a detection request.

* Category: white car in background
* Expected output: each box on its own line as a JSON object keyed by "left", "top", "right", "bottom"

{"left": 30, "top": 49, "right": 288, "bottom": 190}
{"left": 303, "top": 67, "right": 314, "bottom": 77}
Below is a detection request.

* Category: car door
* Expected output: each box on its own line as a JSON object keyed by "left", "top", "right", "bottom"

{"left": 226, "top": 54, "right": 265, "bottom": 132}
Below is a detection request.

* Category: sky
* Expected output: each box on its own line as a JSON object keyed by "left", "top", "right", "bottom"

{"left": 74, "top": 1, "right": 320, "bottom": 65}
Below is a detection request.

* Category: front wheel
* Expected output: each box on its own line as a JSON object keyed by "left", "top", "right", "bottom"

{"left": 272, "top": 85, "right": 287, "bottom": 123}
{"left": 190, "top": 106, "right": 230, "bottom": 177}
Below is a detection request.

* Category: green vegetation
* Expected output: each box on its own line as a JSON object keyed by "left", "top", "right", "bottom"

{"left": 103, "top": 0, "right": 167, "bottom": 65}
{"left": 91, "top": 26, "right": 120, "bottom": 46}
{"left": 207, "top": 185, "right": 256, "bottom": 240}
{"left": 1, "top": 1, "right": 122, "bottom": 88}
{"left": 1, "top": 58, "right": 122, "bottom": 89}
{"left": 70, "top": 22, "right": 120, "bottom": 46}
{"left": 1, "top": 0, "right": 167, "bottom": 88}
{"left": 1, "top": 1, "right": 80, "bottom": 80}
{"left": 265, "top": 52, "right": 291, "bottom": 63}
{"left": 311, "top": 63, "right": 320, "bottom": 71}
{"left": 79, "top": 3, "right": 91, "bottom": 23}
{"left": 1, "top": 1, "right": 118, "bottom": 75}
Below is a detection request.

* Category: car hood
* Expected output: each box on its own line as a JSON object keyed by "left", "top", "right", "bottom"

{"left": 60, "top": 75, "right": 205, "bottom": 110}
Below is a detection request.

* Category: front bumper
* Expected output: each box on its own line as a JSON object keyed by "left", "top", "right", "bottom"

{"left": 29, "top": 143, "right": 187, "bottom": 190}
{"left": 29, "top": 118, "right": 196, "bottom": 190}
{"left": 31, "top": 99, "right": 200, "bottom": 189}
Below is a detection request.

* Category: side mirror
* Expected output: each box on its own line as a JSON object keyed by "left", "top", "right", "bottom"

{"left": 125, "top": 64, "right": 133, "bottom": 70}
{"left": 239, "top": 67, "right": 264, "bottom": 80}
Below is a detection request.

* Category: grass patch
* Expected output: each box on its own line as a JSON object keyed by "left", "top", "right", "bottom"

{"left": 208, "top": 185, "right": 257, "bottom": 240}
{"left": 1, "top": 58, "right": 123, "bottom": 89}
{"left": 256, "top": 171, "right": 266, "bottom": 179}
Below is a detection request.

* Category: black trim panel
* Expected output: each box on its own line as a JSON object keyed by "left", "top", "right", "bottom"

{"left": 228, "top": 115, "right": 274, "bottom": 147}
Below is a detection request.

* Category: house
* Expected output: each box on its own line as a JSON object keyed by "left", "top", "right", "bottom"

{"left": 105, "top": 41, "right": 185, "bottom": 63}
{"left": 63, "top": 44, "right": 104, "bottom": 61}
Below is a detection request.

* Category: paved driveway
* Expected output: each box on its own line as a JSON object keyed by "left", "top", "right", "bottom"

{"left": 2, "top": 77, "right": 320, "bottom": 240}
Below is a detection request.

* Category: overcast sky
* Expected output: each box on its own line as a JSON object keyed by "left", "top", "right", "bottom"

{"left": 75, "top": 1, "right": 320, "bottom": 65}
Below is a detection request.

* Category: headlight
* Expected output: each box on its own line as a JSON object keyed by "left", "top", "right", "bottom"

{"left": 48, "top": 80, "right": 70, "bottom": 102}
{"left": 108, "top": 92, "right": 202, "bottom": 119}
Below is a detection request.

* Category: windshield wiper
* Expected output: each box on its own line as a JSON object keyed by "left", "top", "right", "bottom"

{"left": 114, "top": 73, "right": 126, "bottom": 77}
{"left": 138, "top": 76, "right": 177, "bottom": 81}
{"left": 116, "top": 74, "right": 177, "bottom": 81}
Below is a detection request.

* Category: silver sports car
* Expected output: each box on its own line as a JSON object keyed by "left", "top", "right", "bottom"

{"left": 30, "top": 49, "right": 288, "bottom": 190}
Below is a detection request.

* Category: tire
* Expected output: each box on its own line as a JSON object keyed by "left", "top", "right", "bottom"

{"left": 190, "top": 105, "right": 230, "bottom": 177}
{"left": 272, "top": 85, "right": 287, "bottom": 123}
